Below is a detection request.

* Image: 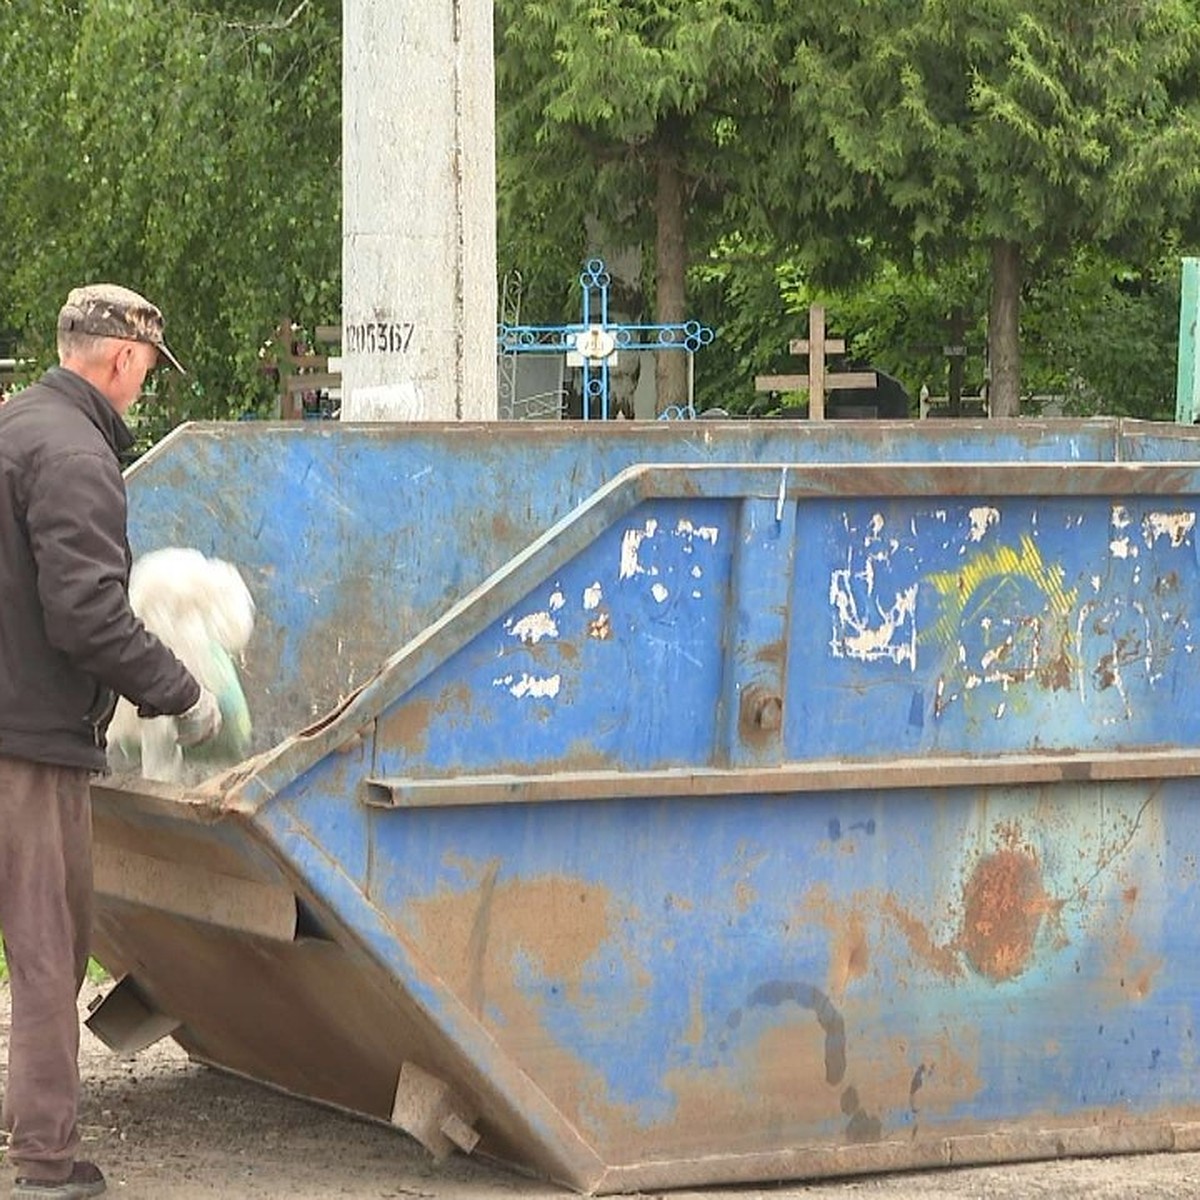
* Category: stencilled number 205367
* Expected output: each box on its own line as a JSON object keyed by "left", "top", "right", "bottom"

{"left": 344, "top": 321, "right": 416, "bottom": 354}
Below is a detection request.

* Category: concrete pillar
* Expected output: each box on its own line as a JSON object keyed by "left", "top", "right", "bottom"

{"left": 341, "top": 0, "right": 497, "bottom": 421}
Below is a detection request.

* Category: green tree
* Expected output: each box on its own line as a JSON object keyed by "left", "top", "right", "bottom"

{"left": 1021, "top": 248, "right": 1184, "bottom": 419}
{"left": 0, "top": 0, "right": 341, "bottom": 425}
{"left": 495, "top": 0, "right": 794, "bottom": 413}
{"left": 780, "top": 0, "right": 1200, "bottom": 415}
{"left": 0, "top": 1, "right": 80, "bottom": 351}
{"left": 691, "top": 236, "right": 1185, "bottom": 421}
{"left": 691, "top": 241, "right": 991, "bottom": 415}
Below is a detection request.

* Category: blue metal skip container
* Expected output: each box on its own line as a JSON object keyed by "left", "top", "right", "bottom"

{"left": 88, "top": 418, "right": 1200, "bottom": 1193}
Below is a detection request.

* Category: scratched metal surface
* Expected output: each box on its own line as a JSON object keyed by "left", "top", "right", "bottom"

{"left": 92, "top": 421, "right": 1200, "bottom": 1193}
{"left": 123, "top": 419, "right": 1125, "bottom": 748}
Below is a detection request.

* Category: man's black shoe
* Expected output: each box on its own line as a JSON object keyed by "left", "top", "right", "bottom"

{"left": 12, "top": 1161, "right": 106, "bottom": 1200}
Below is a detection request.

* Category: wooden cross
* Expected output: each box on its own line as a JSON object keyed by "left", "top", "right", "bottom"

{"left": 266, "top": 318, "right": 343, "bottom": 419}
{"left": 754, "top": 305, "right": 876, "bottom": 420}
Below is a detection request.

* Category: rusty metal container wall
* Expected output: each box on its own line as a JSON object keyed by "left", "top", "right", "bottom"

{"left": 91, "top": 420, "right": 1200, "bottom": 1194}
{"left": 121, "top": 420, "right": 1123, "bottom": 750}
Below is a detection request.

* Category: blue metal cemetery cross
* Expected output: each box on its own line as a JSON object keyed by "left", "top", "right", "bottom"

{"left": 497, "top": 259, "right": 715, "bottom": 420}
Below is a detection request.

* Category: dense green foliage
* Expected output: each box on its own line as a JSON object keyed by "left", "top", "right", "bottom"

{"left": 770, "top": 0, "right": 1200, "bottom": 414}
{"left": 1, "top": 0, "right": 340, "bottom": 431}
{"left": 690, "top": 241, "right": 1186, "bottom": 420}
{"left": 494, "top": 0, "right": 788, "bottom": 325}
{"left": 1, "top": 1, "right": 1198, "bottom": 423}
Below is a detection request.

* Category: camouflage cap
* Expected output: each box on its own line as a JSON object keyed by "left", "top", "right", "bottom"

{"left": 57, "top": 283, "right": 186, "bottom": 374}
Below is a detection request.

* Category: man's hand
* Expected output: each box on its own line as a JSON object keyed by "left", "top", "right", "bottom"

{"left": 176, "top": 687, "right": 222, "bottom": 748}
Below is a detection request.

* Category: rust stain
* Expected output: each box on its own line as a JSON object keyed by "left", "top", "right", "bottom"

{"left": 650, "top": 984, "right": 866, "bottom": 1156}
{"left": 752, "top": 1018, "right": 845, "bottom": 1115}
{"left": 829, "top": 909, "right": 870, "bottom": 999}
{"left": 410, "top": 868, "right": 619, "bottom": 1004}
{"left": 655, "top": 1062, "right": 810, "bottom": 1157}
{"left": 823, "top": 823, "right": 1070, "bottom": 987}
{"left": 1130, "top": 963, "right": 1162, "bottom": 1000}
{"left": 376, "top": 684, "right": 474, "bottom": 758}
{"left": 881, "top": 895, "right": 963, "bottom": 981}
{"left": 683, "top": 983, "right": 706, "bottom": 1048}
{"left": 794, "top": 886, "right": 882, "bottom": 997}
{"left": 1093, "top": 633, "right": 1141, "bottom": 691}
{"left": 380, "top": 697, "right": 432, "bottom": 756}
{"left": 870, "top": 1026, "right": 984, "bottom": 1125}
{"left": 1036, "top": 649, "right": 1073, "bottom": 692}
{"left": 465, "top": 860, "right": 501, "bottom": 1016}
{"left": 1098, "top": 916, "right": 1164, "bottom": 1006}
{"left": 960, "top": 848, "right": 1050, "bottom": 981}
{"left": 491, "top": 512, "right": 517, "bottom": 543}
{"left": 659, "top": 988, "right": 984, "bottom": 1155}
{"left": 406, "top": 866, "right": 646, "bottom": 1140}
{"left": 754, "top": 638, "right": 786, "bottom": 665}
{"left": 734, "top": 880, "right": 756, "bottom": 914}
{"left": 587, "top": 611, "right": 612, "bottom": 640}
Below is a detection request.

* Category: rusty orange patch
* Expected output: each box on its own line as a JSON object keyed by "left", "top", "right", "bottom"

{"left": 960, "top": 848, "right": 1048, "bottom": 981}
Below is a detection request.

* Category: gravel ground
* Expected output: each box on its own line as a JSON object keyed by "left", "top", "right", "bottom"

{"left": 1, "top": 982, "right": 1199, "bottom": 1199}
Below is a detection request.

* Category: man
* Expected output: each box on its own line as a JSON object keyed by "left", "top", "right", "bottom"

{"left": 0, "top": 285, "right": 222, "bottom": 1199}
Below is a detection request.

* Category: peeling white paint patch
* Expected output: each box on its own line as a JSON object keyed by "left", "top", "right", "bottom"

{"left": 995, "top": 702, "right": 1006, "bottom": 720}
{"left": 981, "top": 638, "right": 1015, "bottom": 673}
{"left": 691, "top": 565, "right": 703, "bottom": 579}
{"left": 968, "top": 507, "right": 1000, "bottom": 543}
{"left": 1110, "top": 537, "right": 1137, "bottom": 560}
{"left": 493, "top": 673, "right": 561, "bottom": 700}
{"left": 620, "top": 519, "right": 659, "bottom": 580}
{"left": 829, "top": 564, "right": 919, "bottom": 670}
{"left": 1143, "top": 511, "right": 1196, "bottom": 549}
{"left": 1112, "top": 505, "right": 1132, "bottom": 530}
{"left": 508, "top": 612, "right": 558, "bottom": 644}
{"left": 548, "top": 590, "right": 566, "bottom": 612}
{"left": 675, "top": 519, "right": 719, "bottom": 546}
{"left": 651, "top": 583, "right": 670, "bottom": 604}
{"left": 1091, "top": 575, "right": 1102, "bottom": 592}
{"left": 692, "top": 590, "right": 702, "bottom": 599}
{"left": 583, "top": 582, "right": 603, "bottom": 611}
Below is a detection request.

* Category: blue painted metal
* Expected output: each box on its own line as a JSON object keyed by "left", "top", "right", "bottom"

{"left": 496, "top": 258, "right": 715, "bottom": 419}
{"left": 90, "top": 418, "right": 1200, "bottom": 1193}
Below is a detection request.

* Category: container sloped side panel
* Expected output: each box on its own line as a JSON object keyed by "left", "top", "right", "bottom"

{"left": 245, "top": 462, "right": 1200, "bottom": 1192}
{"left": 121, "top": 422, "right": 1123, "bottom": 754}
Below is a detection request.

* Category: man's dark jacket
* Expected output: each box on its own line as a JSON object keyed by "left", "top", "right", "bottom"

{"left": 0, "top": 367, "right": 199, "bottom": 770}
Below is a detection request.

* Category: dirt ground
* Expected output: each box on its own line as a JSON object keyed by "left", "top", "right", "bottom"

{"left": 2, "top": 983, "right": 1200, "bottom": 1200}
